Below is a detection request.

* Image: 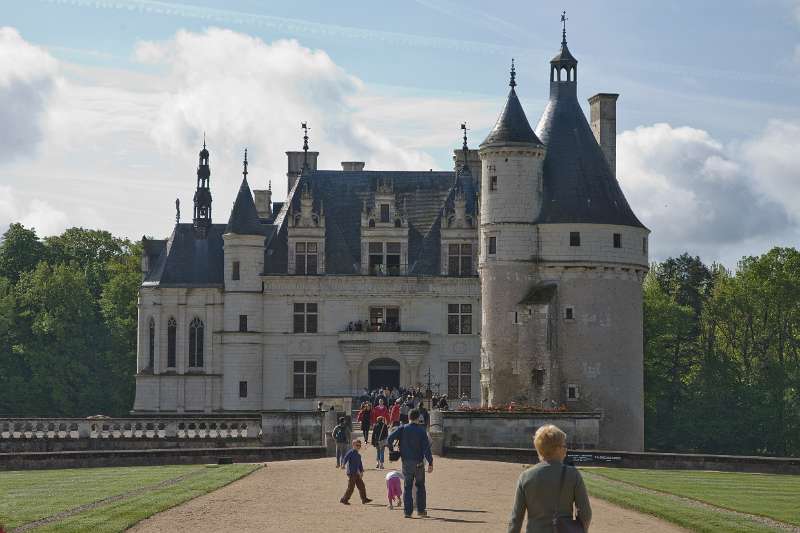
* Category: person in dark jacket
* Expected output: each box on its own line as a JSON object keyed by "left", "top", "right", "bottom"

{"left": 340, "top": 439, "right": 372, "bottom": 505}
{"left": 387, "top": 409, "right": 434, "bottom": 518}
{"left": 332, "top": 417, "right": 350, "bottom": 468}
{"left": 371, "top": 416, "right": 389, "bottom": 469}
{"left": 357, "top": 402, "right": 372, "bottom": 445}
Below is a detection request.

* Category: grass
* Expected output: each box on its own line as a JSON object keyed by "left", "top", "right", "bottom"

{"left": 0, "top": 463, "right": 260, "bottom": 532}
{"left": 581, "top": 469, "right": 794, "bottom": 533}
{"left": 588, "top": 467, "right": 800, "bottom": 526}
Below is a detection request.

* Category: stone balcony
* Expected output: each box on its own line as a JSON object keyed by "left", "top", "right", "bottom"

{"left": 337, "top": 331, "right": 430, "bottom": 345}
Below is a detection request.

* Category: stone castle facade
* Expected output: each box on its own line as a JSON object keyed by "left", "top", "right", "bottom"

{"left": 133, "top": 31, "right": 649, "bottom": 450}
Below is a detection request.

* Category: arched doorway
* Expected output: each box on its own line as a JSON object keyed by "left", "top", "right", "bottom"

{"left": 368, "top": 358, "right": 401, "bottom": 390}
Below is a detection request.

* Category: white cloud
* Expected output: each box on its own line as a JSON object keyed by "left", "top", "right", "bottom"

{"left": 618, "top": 122, "right": 798, "bottom": 264}
{"left": 0, "top": 27, "right": 59, "bottom": 160}
{"left": 0, "top": 186, "right": 69, "bottom": 237}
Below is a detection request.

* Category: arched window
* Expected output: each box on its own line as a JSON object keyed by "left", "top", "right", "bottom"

{"left": 189, "top": 317, "right": 204, "bottom": 368}
{"left": 148, "top": 318, "right": 155, "bottom": 369}
{"left": 167, "top": 317, "right": 177, "bottom": 368}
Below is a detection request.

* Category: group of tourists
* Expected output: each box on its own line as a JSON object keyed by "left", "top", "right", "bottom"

{"left": 334, "top": 408, "right": 434, "bottom": 518}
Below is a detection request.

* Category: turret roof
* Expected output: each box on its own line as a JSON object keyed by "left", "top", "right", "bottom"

{"left": 225, "top": 177, "right": 266, "bottom": 235}
{"left": 480, "top": 87, "right": 543, "bottom": 148}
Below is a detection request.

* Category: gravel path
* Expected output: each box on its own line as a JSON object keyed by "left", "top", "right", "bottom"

{"left": 130, "top": 457, "right": 687, "bottom": 532}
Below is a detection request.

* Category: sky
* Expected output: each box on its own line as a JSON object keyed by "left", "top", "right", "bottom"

{"left": 1, "top": 0, "right": 800, "bottom": 267}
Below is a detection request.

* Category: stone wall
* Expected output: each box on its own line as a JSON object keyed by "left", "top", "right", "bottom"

{"left": 437, "top": 411, "right": 600, "bottom": 449}
{"left": 260, "top": 411, "right": 324, "bottom": 446}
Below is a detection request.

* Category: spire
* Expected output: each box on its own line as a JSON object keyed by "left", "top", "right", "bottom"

{"left": 193, "top": 139, "right": 212, "bottom": 238}
{"left": 301, "top": 122, "right": 310, "bottom": 171}
{"left": 480, "top": 61, "right": 542, "bottom": 148}
{"left": 561, "top": 10, "right": 568, "bottom": 46}
{"left": 551, "top": 11, "right": 577, "bottom": 72}
{"left": 226, "top": 148, "right": 262, "bottom": 235}
{"left": 243, "top": 148, "right": 249, "bottom": 180}
{"left": 459, "top": 122, "right": 471, "bottom": 174}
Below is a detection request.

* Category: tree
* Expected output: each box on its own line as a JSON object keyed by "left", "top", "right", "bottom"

{"left": 0, "top": 224, "right": 46, "bottom": 283}
{"left": 44, "top": 228, "right": 128, "bottom": 298}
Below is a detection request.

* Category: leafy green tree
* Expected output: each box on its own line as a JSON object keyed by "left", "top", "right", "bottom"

{"left": 0, "top": 224, "right": 46, "bottom": 283}
{"left": 44, "top": 228, "right": 127, "bottom": 298}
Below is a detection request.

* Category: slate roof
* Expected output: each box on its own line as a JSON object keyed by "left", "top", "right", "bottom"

{"left": 551, "top": 41, "right": 577, "bottom": 65}
{"left": 143, "top": 224, "right": 226, "bottom": 287}
{"left": 481, "top": 88, "right": 543, "bottom": 148}
{"left": 226, "top": 177, "right": 267, "bottom": 235}
{"left": 265, "top": 170, "right": 463, "bottom": 275}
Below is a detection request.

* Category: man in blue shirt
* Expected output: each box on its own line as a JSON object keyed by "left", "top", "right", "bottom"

{"left": 340, "top": 439, "right": 372, "bottom": 505}
{"left": 387, "top": 408, "right": 434, "bottom": 518}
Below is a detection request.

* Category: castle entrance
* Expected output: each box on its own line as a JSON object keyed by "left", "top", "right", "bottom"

{"left": 368, "top": 358, "right": 400, "bottom": 390}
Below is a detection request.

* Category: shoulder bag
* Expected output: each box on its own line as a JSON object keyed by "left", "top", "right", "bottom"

{"left": 552, "top": 464, "right": 584, "bottom": 533}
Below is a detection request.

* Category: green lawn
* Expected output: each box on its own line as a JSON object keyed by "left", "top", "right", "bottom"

{"left": 588, "top": 467, "right": 800, "bottom": 526}
{"left": 0, "top": 463, "right": 260, "bottom": 532}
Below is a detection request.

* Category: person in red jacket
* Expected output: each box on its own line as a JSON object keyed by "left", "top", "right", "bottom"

{"left": 388, "top": 398, "right": 402, "bottom": 425}
{"left": 371, "top": 397, "right": 389, "bottom": 425}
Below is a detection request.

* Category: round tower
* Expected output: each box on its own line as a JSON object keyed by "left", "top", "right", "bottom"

{"left": 478, "top": 61, "right": 546, "bottom": 406}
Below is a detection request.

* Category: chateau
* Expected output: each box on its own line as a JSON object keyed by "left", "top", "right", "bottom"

{"left": 133, "top": 29, "right": 649, "bottom": 450}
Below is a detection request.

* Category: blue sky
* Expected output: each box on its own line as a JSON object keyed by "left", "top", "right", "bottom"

{"left": 2, "top": 0, "right": 800, "bottom": 265}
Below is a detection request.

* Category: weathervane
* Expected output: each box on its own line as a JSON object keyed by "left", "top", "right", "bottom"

{"left": 509, "top": 58, "right": 516, "bottom": 88}
{"left": 242, "top": 148, "right": 248, "bottom": 178}
{"left": 301, "top": 121, "right": 310, "bottom": 169}
{"left": 561, "top": 10, "right": 568, "bottom": 44}
{"left": 460, "top": 122, "right": 469, "bottom": 151}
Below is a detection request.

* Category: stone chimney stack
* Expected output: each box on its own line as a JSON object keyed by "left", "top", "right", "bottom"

{"left": 286, "top": 150, "right": 319, "bottom": 192}
{"left": 341, "top": 161, "right": 365, "bottom": 171}
{"left": 453, "top": 148, "right": 482, "bottom": 188}
{"left": 588, "top": 93, "right": 619, "bottom": 177}
{"left": 254, "top": 186, "right": 272, "bottom": 219}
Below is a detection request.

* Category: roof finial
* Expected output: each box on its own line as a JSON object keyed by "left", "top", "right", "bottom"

{"left": 175, "top": 198, "right": 180, "bottom": 223}
{"left": 509, "top": 58, "right": 516, "bottom": 88}
{"left": 268, "top": 180, "right": 272, "bottom": 191}
{"left": 301, "top": 121, "right": 309, "bottom": 169}
{"left": 243, "top": 148, "right": 248, "bottom": 179}
{"left": 561, "top": 10, "right": 568, "bottom": 45}
{"left": 203, "top": 131, "right": 206, "bottom": 149}
{"left": 461, "top": 122, "right": 469, "bottom": 151}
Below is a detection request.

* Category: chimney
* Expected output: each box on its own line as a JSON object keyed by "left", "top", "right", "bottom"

{"left": 588, "top": 93, "right": 619, "bottom": 177}
{"left": 341, "top": 161, "right": 365, "bottom": 171}
{"left": 453, "top": 148, "right": 482, "bottom": 187}
{"left": 286, "top": 150, "right": 319, "bottom": 192}
{"left": 254, "top": 188, "right": 272, "bottom": 219}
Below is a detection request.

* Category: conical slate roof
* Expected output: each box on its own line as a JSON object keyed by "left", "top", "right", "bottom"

{"left": 225, "top": 177, "right": 264, "bottom": 235}
{"left": 481, "top": 88, "right": 543, "bottom": 148}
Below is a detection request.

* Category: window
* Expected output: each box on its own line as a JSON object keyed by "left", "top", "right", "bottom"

{"left": 643, "top": 236, "right": 648, "bottom": 254}
{"left": 232, "top": 261, "right": 240, "bottom": 280}
{"left": 293, "top": 360, "right": 317, "bottom": 398}
{"left": 532, "top": 368, "right": 545, "bottom": 387}
{"left": 239, "top": 381, "right": 248, "bottom": 398}
{"left": 368, "top": 242, "right": 401, "bottom": 276}
{"left": 489, "top": 175, "right": 497, "bottom": 191}
{"left": 613, "top": 233, "right": 621, "bottom": 248}
{"left": 567, "top": 384, "right": 579, "bottom": 401}
{"left": 564, "top": 306, "right": 574, "bottom": 320}
{"left": 239, "top": 315, "right": 248, "bottom": 333}
{"left": 447, "top": 304, "right": 472, "bottom": 334}
{"left": 570, "top": 232, "right": 581, "bottom": 247}
{"left": 369, "top": 306, "right": 400, "bottom": 332}
{"left": 488, "top": 236, "right": 496, "bottom": 255}
{"left": 148, "top": 318, "right": 155, "bottom": 369}
{"left": 167, "top": 317, "right": 177, "bottom": 368}
{"left": 448, "top": 243, "right": 473, "bottom": 276}
{"left": 295, "top": 242, "right": 318, "bottom": 275}
{"left": 293, "top": 303, "right": 318, "bottom": 333}
{"left": 380, "top": 204, "right": 390, "bottom": 223}
{"left": 447, "top": 361, "right": 472, "bottom": 398}
{"left": 188, "top": 317, "right": 204, "bottom": 368}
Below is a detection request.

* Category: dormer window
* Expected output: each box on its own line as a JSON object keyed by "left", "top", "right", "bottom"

{"left": 380, "top": 204, "right": 390, "bottom": 223}
{"left": 295, "top": 242, "right": 318, "bottom": 275}
{"left": 448, "top": 243, "right": 473, "bottom": 276}
{"left": 368, "top": 242, "right": 401, "bottom": 276}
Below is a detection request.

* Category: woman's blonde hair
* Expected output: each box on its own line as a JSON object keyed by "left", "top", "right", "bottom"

{"left": 533, "top": 424, "right": 567, "bottom": 460}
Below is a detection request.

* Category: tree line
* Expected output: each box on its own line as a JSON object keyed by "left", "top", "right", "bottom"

{"left": 0, "top": 223, "right": 797, "bottom": 455}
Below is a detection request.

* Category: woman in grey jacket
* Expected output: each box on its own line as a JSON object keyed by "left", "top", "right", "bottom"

{"left": 507, "top": 424, "right": 592, "bottom": 533}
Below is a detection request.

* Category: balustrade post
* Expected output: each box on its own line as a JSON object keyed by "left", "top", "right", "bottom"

{"left": 429, "top": 409, "right": 444, "bottom": 456}
{"left": 165, "top": 421, "right": 178, "bottom": 438}
{"left": 77, "top": 421, "right": 91, "bottom": 439}
{"left": 323, "top": 409, "right": 338, "bottom": 457}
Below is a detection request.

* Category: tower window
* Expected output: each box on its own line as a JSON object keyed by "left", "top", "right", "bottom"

{"left": 293, "top": 303, "right": 318, "bottom": 333}
{"left": 488, "top": 236, "right": 497, "bottom": 255}
{"left": 532, "top": 368, "right": 545, "bottom": 387}
{"left": 567, "top": 384, "right": 579, "bottom": 401}
{"left": 232, "top": 261, "right": 240, "bottom": 280}
{"left": 167, "top": 317, "right": 177, "bottom": 368}
{"left": 489, "top": 176, "right": 497, "bottom": 191}
{"left": 447, "top": 304, "right": 472, "bottom": 334}
{"left": 569, "top": 232, "right": 581, "bottom": 247}
{"left": 188, "top": 317, "right": 204, "bottom": 368}
{"left": 564, "top": 306, "right": 574, "bottom": 320}
{"left": 239, "top": 315, "right": 248, "bottom": 333}
{"left": 239, "top": 381, "right": 248, "bottom": 398}
{"left": 380, "top": 204, "right": 390, "bottom": 223}
{"left": 613, "top": 233, "right": 621, "bottom": 248}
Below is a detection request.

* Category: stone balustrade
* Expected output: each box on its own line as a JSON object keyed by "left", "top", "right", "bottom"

{"left": 0, "top": 417, "right": 261, "bottom": 440}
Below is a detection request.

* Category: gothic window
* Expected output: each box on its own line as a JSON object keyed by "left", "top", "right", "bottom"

{"left": 368, "top": 242, "right": 401, "bottom": 276}
{"left": 489, "top": 175, "right": 497, "bottom": 191}
{"left": 447, "top": 361, "right": 471, "bottom": 398}
{"left": 369, "top": 306, "right": 400, "bottom": 332}
{"left": 148, "top": 318, "right": 155, "bottom": 369}
{"left": 295, "top": 242, "right": 318, "bottom": 275}
{"left": 293, "top": 360, "right": 317, "bottom": 398}
{"left": 448, "top": 243, "right": 473, "bottom": 276}
{"left": 188, "top": 317, "right": 204, "bottom": 368}
{"left": 488, "top": 236, "right": 497, "bottom": 255}
{"left": 569, "top": 232, "right": 581, "bottom": 247}
{"left": 232, "top": 261, "right": 240, "bottom": 280}
{"left": 239, "top": 381, "right": 248, "bottom": 398}
{"left": 293, "top": 303, "right": 318, "bottom": 333}
{"left": 380, "top": 204, "right": 390, "bottom": 223}
{"left": 239, "top": 315, "right": 248, "bottom": 333}
{"left": 613, "top": 233, "right": 621, "bottom": 248}
{"left": 447, "top": 304, "right": 472, "bottom": 334}
{"left": 167, "top": 317, "right": 177, "bottom": 368}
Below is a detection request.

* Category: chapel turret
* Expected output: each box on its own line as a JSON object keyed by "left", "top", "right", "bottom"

{"left": 193, "top": 138, "right": 213, "bottom": 238}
